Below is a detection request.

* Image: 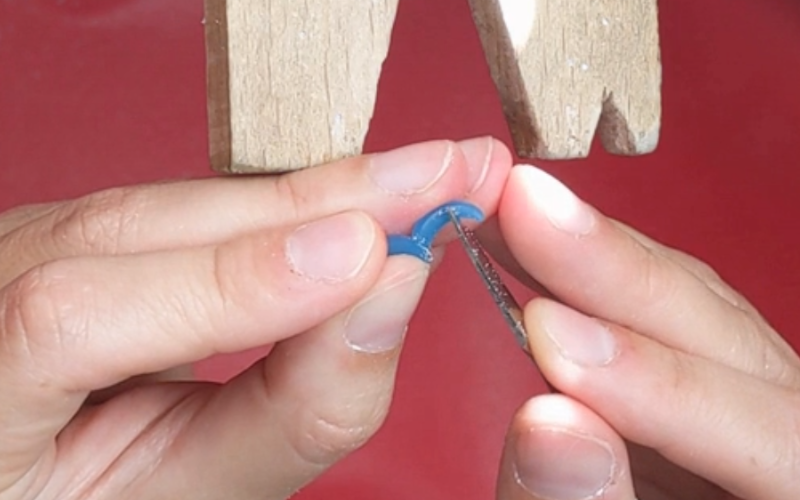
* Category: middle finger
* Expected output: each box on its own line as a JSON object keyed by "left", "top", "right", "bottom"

{"left": 524, "top": 298, "right": 799, "bottom": 500}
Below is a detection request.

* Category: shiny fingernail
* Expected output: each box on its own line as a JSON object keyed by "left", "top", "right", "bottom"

{"left": 519, "top": 167, "right": 596, "bottom": 235}
{"left": 286, "top": 212, "right": 375, "bottom": 283}
{"left": 344, "top": 259, "right": 428, "bottom": 353}
{"left": 542, "top": 302, "right": 618, "bottom": 366}
{"left": 514, "top": 428, "right": 616, "bottom": 500}
{"left": 369, "top": 141, "right": 453, "bottom": 195}
{"left": 458, "top": 136, "right": 492, "bottom": 193}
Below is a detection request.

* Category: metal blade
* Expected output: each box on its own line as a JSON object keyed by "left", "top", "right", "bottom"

{"left": 446, "top": 210, "right": 530, "bottom": 354}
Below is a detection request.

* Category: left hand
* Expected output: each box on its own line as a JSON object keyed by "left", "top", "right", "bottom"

{"left": 483, "top": 165, "right": 800, "bottom": 500}
{"left": 0, "top": 138, "right": 511, "bottom": 499}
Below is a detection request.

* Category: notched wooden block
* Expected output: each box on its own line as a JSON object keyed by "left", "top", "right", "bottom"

{"left": 469, "top": 0, "right": 662, "bottom": 159}
{"left": 204, "top": 0, "right": 400, "bottom": 173}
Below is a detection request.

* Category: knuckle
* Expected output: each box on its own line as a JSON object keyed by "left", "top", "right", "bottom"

{"left": 635, "top": 247, "right": 681, "bottom": 312}
{"left": 749, "top": 327, "right": 800, "bottom": 386}
{"left": 0, "top": 202, "right": 53, "bottom": 235}
{"left": 177, "top": 244, "right": 250, "bottom": 346}
{"left": 287, "top": 393, "right": 391, "bottom": 466}
{"left": 685, "top": 258, "right": 721, "bottom": 282}
{"left": 7, "top": 266, "right": 61, "bottom": 347}
{"left": 662, "top": 349, "right": 694, "bottom": 403}
{"left": 205, "top": 240, "right": 270, "bottom": 329}
{"left": 210, "top": 244, "right": 238, "bottom": 317}
{"left": 173, "top": 236, "right": 281, "bottom": 350}
{"left": 1, "top": 262, "right": 85, "bottom": 377}
{"left": 51, "top": 187, "right": 143, "bottom": 255}
{"left": 667, "top": 247, "right": 722, "bottom": 282}
{"left": 270, "top": 174, "right": 308, "bottom": 223}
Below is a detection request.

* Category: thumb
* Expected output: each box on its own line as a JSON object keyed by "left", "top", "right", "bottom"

{"left": 495, "top": 395, "right": 635, "bottom": 500}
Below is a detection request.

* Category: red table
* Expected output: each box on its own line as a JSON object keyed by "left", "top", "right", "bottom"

{"left": 2, "top": 1, "right": 799, "bottom": 498}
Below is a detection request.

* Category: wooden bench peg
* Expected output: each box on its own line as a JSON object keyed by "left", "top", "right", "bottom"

{"left": 204, "top": 0, "right": 400, "bottom": 173}
{"left": 468, "top": 0, "right": 662, "bottom": 159}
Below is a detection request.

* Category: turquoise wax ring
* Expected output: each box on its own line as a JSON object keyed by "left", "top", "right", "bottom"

{"left": 387, "top": 200, "right": 485, "bottom": 263}
{"left": 386, "top": 234, "right": 434, "bottom": 263}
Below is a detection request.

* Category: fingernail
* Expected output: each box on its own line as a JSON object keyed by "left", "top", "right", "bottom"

{"left": 286, "top": 212, "right": 375, "bottom": 283}
{"left": 344, "top": 259, "right": 428, "bottom": 353}
{"left": 519, "top": 166, "right": 596, "bottom": 235}
{"left": 542, "top": 303, "right": 618, "bottom": 366}
{"left": 458, "top": 136, "right": 492, "bottom": 193}
{"left": 369, "top": 141, "right": 453, "bottom": 195}
{"left": 514, "top": 428, "right": 616, "bottom": 500}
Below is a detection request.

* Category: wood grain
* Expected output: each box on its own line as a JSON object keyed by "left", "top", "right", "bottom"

{"left": 468, "top": 0, "right": 662, "bottom": 159}
{"left": 204, "top": 0, "right": 400, "bottom": 173}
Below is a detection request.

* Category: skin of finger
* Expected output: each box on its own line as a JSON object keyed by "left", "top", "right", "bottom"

{"left": 495, "top": 394, "right": 635, "bottom": 500}
{"left": 0, "top": 140, "right": 507, "bottom": 496}
{"left": 29, "top": 382, "right": 209, "bottom": 500}
{"left": 0, "top": 202, "right": 58, "bottom": 239}
{"left": 90, "top": 257, "right": 428, "bottom": 500}
{"left": 609, "top": 219, "right": 759, "bottom": 317}
{"left": 626, "top": 442, "right": 731, "bottom": 500}
{"left": 0, "top": 138, "right": 511, "bottom": 289}
{"left": 483, "top": 212, "right": 753, "bottom": 317}
{"left": 496, "top": 165, "right": 800, "bottom": 387}
{"left": 0, "top": 211, "right": 387, "bottom": 491}
{"left": 524, "top": 298, "right": 800, "bottom": 500}
{"left": 475, "top": 216, "right": 555, "bottom": 299}
{"left": 608, "top": 220, "right": 797, "bottom": 381}
{"left": 482, "top": 211, "right": 794, "bottom": 378}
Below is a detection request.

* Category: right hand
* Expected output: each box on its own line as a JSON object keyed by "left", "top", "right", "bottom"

{"left": 484, "top": 165, "right": 800, "bottom": 500}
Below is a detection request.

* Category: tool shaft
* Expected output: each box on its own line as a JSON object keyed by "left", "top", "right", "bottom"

{"left": 447, "top": 210, "right": 529, "bottom": 352}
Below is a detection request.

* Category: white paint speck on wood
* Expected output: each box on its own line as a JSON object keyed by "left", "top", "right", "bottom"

{"left": 205, "top": 0, "right": 400, "bottom": 173}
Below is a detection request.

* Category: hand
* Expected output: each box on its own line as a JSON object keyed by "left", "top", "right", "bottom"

{"left": 484, "top": 165, "right": 800, "bottom": 500}
{"left": 0, "top": 138, "right": 512, "bottom": 499}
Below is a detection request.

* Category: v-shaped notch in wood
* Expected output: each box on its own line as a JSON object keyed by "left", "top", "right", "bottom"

{"left": 204, "top": 0, "right": 662, "bottom": 173}
{"left": 468, "top": 0, "right": 662, "bottom": 159}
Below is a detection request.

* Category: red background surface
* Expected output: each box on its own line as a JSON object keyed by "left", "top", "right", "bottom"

{"left": 2, "top": 1, "right": 800, "bottom": 498}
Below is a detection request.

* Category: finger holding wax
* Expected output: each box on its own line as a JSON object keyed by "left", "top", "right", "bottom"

{"left": 41, "top": 256, "right": 431, "bottom": 499}
{"left": 0, "top": 138, "right": 515, "bottom": 497}
{"left": 0, "top": 209, "right": 385, "bottom": 489}
{"left": 495, "top": 165, "right": 800, "bottom": 386}
{"left": 522, "top": 298, "right": 800, "bottom": 500}
{"left": 491, "top": 164, "right": 800, "bottom": 499}
{"left": 0, "top": 137, "right": 511, "bottom": 289}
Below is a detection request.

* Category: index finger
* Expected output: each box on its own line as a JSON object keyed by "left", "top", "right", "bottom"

{"left": 493, "top": 165, "right": 800, "bottom": 386}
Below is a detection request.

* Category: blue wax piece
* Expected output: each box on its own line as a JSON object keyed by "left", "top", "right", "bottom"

{"left": 387, "top": 200, "right": 485, "bottom": 263}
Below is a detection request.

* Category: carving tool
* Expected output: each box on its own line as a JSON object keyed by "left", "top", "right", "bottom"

{"left": 446, "top": 208, "right": 531, "bottom": 356}
{"left": 446, "top": 207, "right": 556, "bottom": 392}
